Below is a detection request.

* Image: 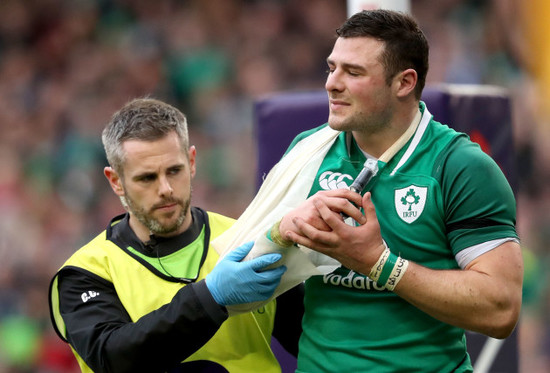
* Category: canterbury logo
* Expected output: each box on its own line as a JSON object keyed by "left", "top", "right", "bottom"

{"left": 81, "top": 290, "right": 100, "bottom": 303}
{"left": 318, "top": 171, "right": 353, "bottom": 190}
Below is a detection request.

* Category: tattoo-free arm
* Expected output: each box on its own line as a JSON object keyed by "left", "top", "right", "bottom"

{"left": 283, "top": 192, "right": 523, "bottom": 339}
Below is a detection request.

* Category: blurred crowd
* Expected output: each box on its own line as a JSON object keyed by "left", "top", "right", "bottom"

{"left": 0, "top": 0, "right": 548, "bottom": 372}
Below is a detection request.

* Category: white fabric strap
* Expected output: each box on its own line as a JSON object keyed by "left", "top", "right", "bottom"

{"left": 212, "top": 126, "right": 341, "bottom": 314}
{"left": 212, "top": 107, "right": 424, "bottom": 314}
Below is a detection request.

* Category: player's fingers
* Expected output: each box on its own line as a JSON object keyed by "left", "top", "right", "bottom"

{"left": 291, "top": 216, "right": 339, "bottom": 248}
{"left": 314, "top": 193, "right": 365, "bottom": 222}
{"left": 362, "top": 192, "right": 378, "bottom": 223}
{"left": 320, "top": 188, "right": 362, "bottom": 202}
{"left": 316, "top": 195, "right": 366, "bottom": 226}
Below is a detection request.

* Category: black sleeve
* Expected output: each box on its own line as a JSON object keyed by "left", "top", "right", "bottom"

{"left": 57, "top": 267, "right": 228, "bottom": 373}
{"left": 272, "top": 283, "right": 304, "bottom": 357}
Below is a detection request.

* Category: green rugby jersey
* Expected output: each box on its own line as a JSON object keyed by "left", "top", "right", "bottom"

{"left": 294, "top": 103, "right": 517, "bottom": 372}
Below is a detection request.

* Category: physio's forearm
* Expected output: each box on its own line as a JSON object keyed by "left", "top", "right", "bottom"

{"left": 99, "top": 281, "right": 226, "bottom": 372}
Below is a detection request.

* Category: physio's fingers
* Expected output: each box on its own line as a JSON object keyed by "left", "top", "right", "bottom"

{"left": 259, "top": 265, "right": 287, "bottom": 281}
{"left": 225, "top": 241, "right": 254, "bottom": 262}
{"left": 248, "top": 253, "right": 283, "bottom": 271}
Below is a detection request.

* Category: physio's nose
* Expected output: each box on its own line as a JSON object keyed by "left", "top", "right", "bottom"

{"left": 158, "top": 176, "right": 173, "bottom": 196}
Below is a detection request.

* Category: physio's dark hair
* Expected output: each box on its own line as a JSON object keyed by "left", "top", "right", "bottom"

{"left": 102, "top": 98, "right": 189, "bottom": 175}
{"left": 337, "top": 9, "right": 429, "bottom": 99}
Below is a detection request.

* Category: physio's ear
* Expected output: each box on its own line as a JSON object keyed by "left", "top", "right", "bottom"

{"left": 394, "top": 68, "right": 417, "bottom": 98}
{"left": 104, "top": 167, "right": 124, "bottom": 197}
{"left": 188, "top": 145, "right": 197, "bottom": 179}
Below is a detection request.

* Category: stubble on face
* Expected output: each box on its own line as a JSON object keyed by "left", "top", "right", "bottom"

{"left": 332, "top": 110, "right": 391, "bottom": 135}
{"left": 122, "top": 188, "right": 192, "bottom": 236}
{"left": 325, "top": 37, "right": 393, "bottom": 135}
{"left": 328, "top": 108, "right": 369, "bottom": 132}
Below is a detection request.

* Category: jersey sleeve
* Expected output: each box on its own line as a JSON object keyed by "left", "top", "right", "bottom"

{"left": 55, "top": 266, "right": 228, "bottom": 373}
{"left": 437, "top": 136, "right": 518, "bottom": 255}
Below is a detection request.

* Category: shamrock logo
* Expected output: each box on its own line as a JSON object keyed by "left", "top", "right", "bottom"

{"left": 394, "top": 185, "right": 427, "bottom": 224}
{"left": 401, "top": 188, "right": 421, "bottom": 211}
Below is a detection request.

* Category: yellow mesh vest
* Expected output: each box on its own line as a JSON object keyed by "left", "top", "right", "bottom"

{"left": 50, "top": 211, "right": 281, "bottom": 372}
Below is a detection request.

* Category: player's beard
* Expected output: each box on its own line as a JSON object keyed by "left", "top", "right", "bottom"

{"left": 121, "top": 189, "right": 191, "bottom": 236}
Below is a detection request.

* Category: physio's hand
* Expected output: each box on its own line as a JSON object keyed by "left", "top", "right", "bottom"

{"left": 206, "top": 241, "right": 286, "bottom": 306}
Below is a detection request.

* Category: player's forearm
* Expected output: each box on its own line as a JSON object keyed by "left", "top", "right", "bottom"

{"left": 393, "top": 255, "right": 522, "bottom": 339}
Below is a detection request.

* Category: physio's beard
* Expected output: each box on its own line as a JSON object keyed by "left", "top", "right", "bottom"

{"left": 121, "top": 191, "right": 191, "bottom": 235}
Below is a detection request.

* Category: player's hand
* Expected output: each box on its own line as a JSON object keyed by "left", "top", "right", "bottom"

{"left": 286, "top": 192, "right": 385, "bottom": 275}
{"left": 278, "top": 189, "right": 366, "bottom": 241}
{"left": 206, "top": 241, "right": 286, "bottom": 306}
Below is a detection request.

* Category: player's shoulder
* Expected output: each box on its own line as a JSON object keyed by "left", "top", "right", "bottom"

{"left": 284, "top": 123, "right": 330, "bottom": 156}
{"left": 443, "top": 134, "right": 498, "bottom": 171}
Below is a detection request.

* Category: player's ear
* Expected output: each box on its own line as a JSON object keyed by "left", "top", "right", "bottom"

{"left": 394, "top": 68, "right": 417, "bottom": 98}
{"left": 104, "top": 167, "right": 124, "bottom": 196}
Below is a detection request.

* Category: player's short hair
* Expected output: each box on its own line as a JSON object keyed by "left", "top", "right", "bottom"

{"left": 337, "top": 9, "right": 429, "bottom": 99}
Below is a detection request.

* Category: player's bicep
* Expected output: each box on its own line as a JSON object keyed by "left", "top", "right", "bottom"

{"left": 465, "top": 240, "right": 523, "bottom": 301}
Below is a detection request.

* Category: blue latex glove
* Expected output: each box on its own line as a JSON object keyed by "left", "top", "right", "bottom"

{"left": 206, "top": 241, "right": 286, "bottom": 306}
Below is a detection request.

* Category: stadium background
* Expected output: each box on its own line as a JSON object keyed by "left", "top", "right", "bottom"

{"left": 0, "top": 0, "right": 549, "bottom": 371}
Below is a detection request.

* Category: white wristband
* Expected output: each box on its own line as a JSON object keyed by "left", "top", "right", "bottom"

{"left": 368, "top": 241, "right": 409, "bottom": 291}
{"left": 368, "top": 245, "right": 390, "bottom": 282}
{"left": 385, "top": 256, "right": 409, "bottom": 291}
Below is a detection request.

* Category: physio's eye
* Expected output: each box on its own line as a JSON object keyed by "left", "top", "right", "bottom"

{"left": 168, "top": 166, "right": 182, "bottom": 175}
{"left": 138, "top": 174, "right": 156, "bottom": 183}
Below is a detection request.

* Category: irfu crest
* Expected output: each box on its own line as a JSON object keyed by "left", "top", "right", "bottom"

{"left": 394, "top": 186, "right": 427, "bottom": 223}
